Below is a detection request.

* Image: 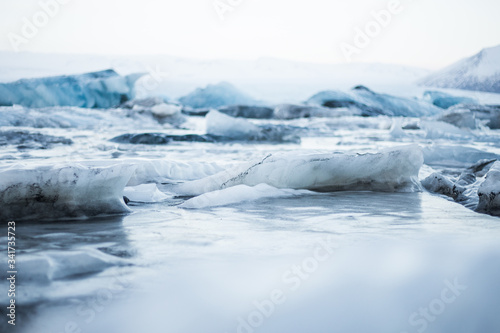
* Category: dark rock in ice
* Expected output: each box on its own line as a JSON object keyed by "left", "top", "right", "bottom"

{"left": 273, "top": 104, "right": 353, "bottom": 119}
{"left": 0, "top": 69, "right": 140, "bottom": 108}
{"left": 476, "top": 161, "right": 500, "bottom": 216}
{"left": 110, "top": 133, "right": 216, "bottom": 145}
{"left": 402, "top": 123, "right": 421, "bottom": 130}
{"left": 181, "top": 107, "right": 211, "bottom": 117}
{"left": 178, "top": 82, "right": 260, "bottom": 109}
{"left": 218, "top": 105, "right": 274, "bottom": 119}
{"left": 0, "top": 130, "right": 73, "bottom": 149}
{"left": 423, "top": 91, "right": 477, "bottom": 109}
{"left": 421, "top": 172, "right": 464, "bottom": 199}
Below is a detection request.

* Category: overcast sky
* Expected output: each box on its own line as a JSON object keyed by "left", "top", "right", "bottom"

{"left": 1, "top": 0, "right": 499, "bottom": 69}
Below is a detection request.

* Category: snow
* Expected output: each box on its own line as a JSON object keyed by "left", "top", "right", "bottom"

{"left": 419, "top": 45, "right": 500, "bottom": 93}
{"left": 0, "top": 69, "right": 140, "bottom": 108}
{"left": 180, "top": 183, "right": 310, "bottom": 209}
{"left": 0, "top": 164, "right": 136, "bottom": 221}
{"left": 174, "top": 145, "right": 424, "bottom": 196}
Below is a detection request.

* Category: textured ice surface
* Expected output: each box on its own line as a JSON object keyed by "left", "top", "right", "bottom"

{"left": 175, "top": 145, "right": 423, "bottom": 196}
{"left": 0, "top": 164, "right": 136, "bottom": 221}
{"left": 0, "top": 70, "right": 140, "bottom": 108}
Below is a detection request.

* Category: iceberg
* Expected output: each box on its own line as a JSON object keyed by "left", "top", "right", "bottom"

{"left": 174, "top": 145, "right": 424, "bottom": 196}
{"left": 121, "top": 97, "right": 186, "bottom": 125}
{"left": 307, "top": 86, "right": 442, "bottom": 117}
{"left": 0, "top": 164, "right": 136, "bottom": 221}
{"left": 0, "top": 70, "right": 140, "bottom": 108}
{"left": 178, "top": 82, "right": 260, "bottom": 109}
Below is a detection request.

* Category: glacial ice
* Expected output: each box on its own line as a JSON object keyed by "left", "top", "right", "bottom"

{"left": 180, "top": 184, "right": 310, "bottom": 209}
{"left": 0, "top": 164, "right": 136, "bottom": 221}
{"left": 423, "top": 90, "right": 477, "bottom": 109}
{"left": 178, "top": 82, "right": 259, "bottom": 108}
{"left": 307, "top": 86, "right": 442, "bottom": 117}
{"left": 174, "top": 145, "right": 424, "bottom": 196}
{"left": 437, "top": 109, "right": 478, "bottom": 129}
{"left": 446, "top": 104, "right": 500, "bottom": 129}
{"left": 0, "top": 70, "right": 140, "bottom": 108}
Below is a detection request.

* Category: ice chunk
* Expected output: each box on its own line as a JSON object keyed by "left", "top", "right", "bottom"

{"left": 423, "top": 90, "right": 477, "bottom": 109}
{"left": 422, "top": 146, "right": 499, "bottom": 168}
{"left": 110, "top": 133, "right": 216, "bottom": 145}
{"left": 307, "top": 86, "right": 442, "bottom": 117}
{"left": 420, "top": 120, "right": 473, "bottom": 140}
{"left": 0, "top": 70, "right": 140, "bottom": 108}
{"left": 0, "top": 164, "right": 136, "bottom": 221}
{"left": 179, "top": 82, "right": 259, "bottom": 108}
{"left": 174, "top": 145, "right": 424, "bottom": 196}
{"left": 205, "top": 110, "right": 300, "bottom": 143}
{"left": 121, "top": 97, "right": 185, "bottom": 125}
{"left": 477, "top": 161, "right": 500, "bottom": 216}
{"left": 180, "top": 184, "right": 310, "bottom": 209}
{"left": 446, "top": 104, "right": 500, "bottom": 129}
{"left": 123, "top": 184, "right": 168, "bottom": 203}
{"left": 437, "top": 109, "right": 478, "bottom": 129}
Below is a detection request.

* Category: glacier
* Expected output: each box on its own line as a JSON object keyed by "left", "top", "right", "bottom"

{"left": 0, "top": 69, "right": 141, "bottom": 108}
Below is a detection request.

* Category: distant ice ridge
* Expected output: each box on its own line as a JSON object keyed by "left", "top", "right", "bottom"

{"left": 180, "top": 184, "right": 311, "bottom": 209}
{"left": 419, "top": 45, "right": 500, "bottom": 93}
{"left": 174, "top": 145, "right": 424, "bottom": 196}
{"left": 0, "top": 164, "right": 136, "bottom": 221}
{"left": 306, "top": 86, "right": 442, "bottom": 117}
{"left": 0, "top": 69, "right": 141, "bottom": 108}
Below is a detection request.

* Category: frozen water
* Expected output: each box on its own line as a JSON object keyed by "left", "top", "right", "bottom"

{"left": 179, "top": 82, "right": 260, "bottom": 108}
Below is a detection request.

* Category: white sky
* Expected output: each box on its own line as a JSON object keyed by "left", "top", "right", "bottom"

{"left": 0, "top": 0, "right": 499, "bottom": 69}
